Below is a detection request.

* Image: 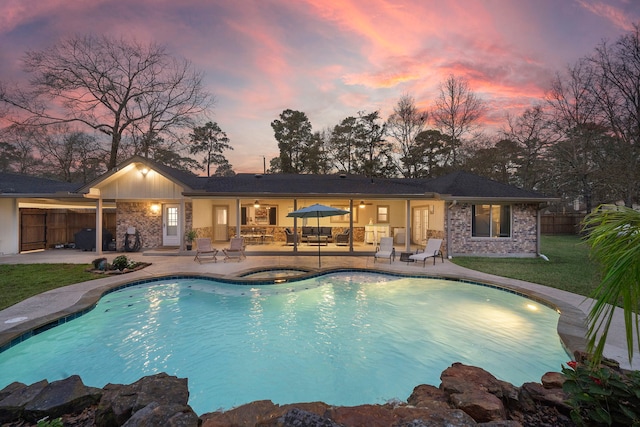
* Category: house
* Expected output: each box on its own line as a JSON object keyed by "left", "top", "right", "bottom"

{"left": 0, "top": 156, "right": 554, "bottom": 258}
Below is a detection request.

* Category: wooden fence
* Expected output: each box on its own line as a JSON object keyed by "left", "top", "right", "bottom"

{"left": 540, "top": 213, "right": 585, "bottom": 235}
{"left": 20, "top": 208, "right": 116, "bottom": 252}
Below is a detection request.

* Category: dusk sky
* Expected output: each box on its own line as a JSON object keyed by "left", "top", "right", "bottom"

{"left": 1, "top": 0, "right": 639, "bottom": 173}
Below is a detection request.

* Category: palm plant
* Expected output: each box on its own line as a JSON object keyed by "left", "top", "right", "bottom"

{"left": 582, "top": 205, "right": 640, "bottom": 367}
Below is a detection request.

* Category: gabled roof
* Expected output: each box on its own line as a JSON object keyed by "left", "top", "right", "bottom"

{"left": 0, "top": 172, "right": 81, "bottom": 196}
{"left": 77, "top": 155, "right": 200, "bottom": 193}
{"left": 425, "top": 171, "right": 550, "bottom": 201}
{"left": 187, "top": 173, "right": 432, "bottom": 197}
{"left": 1, "top": 157, "right": 554, "bottom": 202}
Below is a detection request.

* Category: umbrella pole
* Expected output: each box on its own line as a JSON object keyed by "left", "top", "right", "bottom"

{"left": 317, "top": 215, "right": 321, "bottom": 268}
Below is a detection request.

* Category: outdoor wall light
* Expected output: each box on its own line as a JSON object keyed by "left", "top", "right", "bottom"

{"left": 359, "top": 200, "right": 365, "bottom": 208}
{"left": 150, "top": 203, "right": 160, "bottom": 214}
{"left": 254, "top": 200, "right": 260, "bottom": 208}
{"left": 138, "top": 165, "right": 150, "bottom": 176}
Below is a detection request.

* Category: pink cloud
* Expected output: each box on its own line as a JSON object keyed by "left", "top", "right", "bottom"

{"left": 576, "top": 0, "right": 635, "bottom": 31}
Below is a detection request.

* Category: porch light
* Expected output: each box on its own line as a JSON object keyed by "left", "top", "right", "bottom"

{"left": 138, "top": 165, "right": 150, "bottom": 176}
{"left": 150, "top": 203, "right": 160, "bottom": 214}
{"left": 254, "top": 200, "right": 260, "bottom": 208}
{"left": 359, "top": 200, "right": 365, "bottom": 208}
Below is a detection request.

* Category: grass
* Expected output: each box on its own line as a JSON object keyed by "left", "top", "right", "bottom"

{"left": 0, "top": 263, "right": 98, "bottom": 311}
{"left": 0, "top": 235, "right": 601, "bottom": 311}
{"left": 451, "top": 235, "right": 601, "bottom": 297}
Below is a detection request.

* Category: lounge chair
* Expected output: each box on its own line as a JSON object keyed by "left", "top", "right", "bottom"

{"left": 194, "top": 238, "right": 218, "bottom": 263}
{"left": 409, "top": 238, "right": 444, "bottom": 266}
{"left": 374, "top": 237, "right": 395, "bottom": 263}
{"left": 335, "top": 229, "right": 351, "bottom": 246}
{"left": 222, "top": 237, "right": 246, "bottom": 262}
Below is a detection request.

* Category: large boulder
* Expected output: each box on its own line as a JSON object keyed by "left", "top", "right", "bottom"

{"left": 200, "top": 400, "right": 330, "bottom": 427}
{"left": 0, "top": 379, "right": 48, "bottom": 423}
{"left": 23, "top": 375, "right": 102, "bottom": 422}
{"left": 96, "top": 372, "right": 192, "bottom": 426}
{"left": 122, "top": 401, "right": 199, "bottom": 427}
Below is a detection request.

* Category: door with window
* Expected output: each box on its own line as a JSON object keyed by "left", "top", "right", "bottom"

{"left": 163, "top": 204, "right": 180, "bottom": 246}
{"left": 411, "top": 206, "right": 430, "bottom": 245}
{"left": 213, "top": 206, "right": 228, "bottom": 241}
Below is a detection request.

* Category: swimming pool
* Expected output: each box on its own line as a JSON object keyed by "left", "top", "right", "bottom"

{"left": 0, "top": 271, "right": 569, "bottom": 414}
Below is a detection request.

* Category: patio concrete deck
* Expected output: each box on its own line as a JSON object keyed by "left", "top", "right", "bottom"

{"left": 0, "top": 249, "right": 638, "bottom": 371}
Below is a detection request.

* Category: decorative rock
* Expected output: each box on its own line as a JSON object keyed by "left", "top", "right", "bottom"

{"left": 121, "top": 401, "right": 199, "bottom": 427}
{"left": 200, "top": 401, "right": 330, "bottom": 427}
{"left": 407, "top": 384, "right": 449, "bottom": 407}
{"left": 281, "top": 408, "right": 342, "bottom": 427}
{"left": 440, "top": 363, "right": 504, "bottom": 397}
{"left": 24, "top": 375, "right": 102, "bottom": 422}
{"left": 519, "top": 382, "right": 570, "bottom": 413}
{"left": 541, "top": 371, "right": 565, "bottom": 389}
{"left": 0, "top": 379, "right": 48, "bottom": 423}
{"left": 96, "top": 372, "right": 190, "bottom": 426}
{"left": 0, "top": 382, "right": 26, "bottom": 401}
{"left": 449, "top": 390, "right": 506, "bottom": 422}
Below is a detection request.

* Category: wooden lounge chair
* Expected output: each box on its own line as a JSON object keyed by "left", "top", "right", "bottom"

{"left": 223, "top": 237, "right": 246, "bottom": 262}
{"left": 409, "top": 238, "right": 444, "bottom": 266}
{"left": 194, "top": 238, "right": 218, "bottom": 263}
{"left": 374, "top": 237, "right": 395, "bottom": 263}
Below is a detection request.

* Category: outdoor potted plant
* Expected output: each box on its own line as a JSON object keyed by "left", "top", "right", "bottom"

{"left": 185, "top": 229, "right": 197, "bottom": 250}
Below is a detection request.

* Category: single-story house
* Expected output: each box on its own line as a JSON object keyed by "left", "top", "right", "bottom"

{"left": 0, "top": 156, "right": 555, "bottom": 258}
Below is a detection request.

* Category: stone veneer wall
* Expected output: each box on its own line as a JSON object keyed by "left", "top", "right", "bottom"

{"left": 446, "top": 203, "right": 538, "bottom": 257}
{"left": 116, "top": 202, "right": 192, "bottom": 250}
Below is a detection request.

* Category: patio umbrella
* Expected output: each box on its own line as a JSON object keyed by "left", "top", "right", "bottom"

{"left": 287, "top": 203, "right": 350, "bottom": 268}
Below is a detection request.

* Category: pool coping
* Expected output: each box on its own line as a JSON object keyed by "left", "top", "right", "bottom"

{"left": 0, "top": 266, "right": 587, "bottom": 360}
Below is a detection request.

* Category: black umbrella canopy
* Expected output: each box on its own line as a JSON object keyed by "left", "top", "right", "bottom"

{"left": 287, "top": 204, "right": 351, "bottom": 267}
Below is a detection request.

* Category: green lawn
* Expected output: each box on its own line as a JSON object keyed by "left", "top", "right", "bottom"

{"left": 451, "top": 235, "right": 601, "bottom": 297}
{"left": 0, "top": 264, "right": 97, "bottom": 311}
{"left": 0, "top": 235, "right": 601, "bottom": 311}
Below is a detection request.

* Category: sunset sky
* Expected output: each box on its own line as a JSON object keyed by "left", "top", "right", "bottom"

{"left": 1, "top": 0, "right": 639, "bottom": 172}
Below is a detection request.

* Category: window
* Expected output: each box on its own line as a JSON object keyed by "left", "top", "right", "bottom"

{"left": 472, "top": 204, "right": 511, "bottom": 237}
{"left": 377, "top": 205, "right": 389, "bottom": 223}
{"left": 242, "top": 206, "right": 277, "bottom": 225}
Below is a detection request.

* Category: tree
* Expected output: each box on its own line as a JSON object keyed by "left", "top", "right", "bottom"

{"left": 386, "top": 94, "right": 429, "bottom": 178}
{"left": 582, "top": 206, "right": 640, "bottom": 367}
{"left": 35, "top": 125, "right": 102, "bottom": 182}
{"left": 588, "top": 24, "right": 640, "bottom": 207}
{"left": 214, "top": 160, "right": 235, "bottom": 177}
{"left": 412, "top": 129, "right": 450, "bottom": 177}
{"left": 328, "top": 116, "right": 358, "bottom": 174}
{"left": 0, "top": 34, "right": 213, "bottom": 170}
{"left": 189, "top": 122, "right": 233, "bottom": 177}
{"left": 431, "top": 75, "right": 485, "bottom": 167}
{"left": 353, "top": 110, "right": 393, "bottom": 177}
{"left": 271, "top": 109, "right": 313, "bottom": 173}
{"left": 0, "top": 124, "right": 43, "bottom": 174}
{"left": 504, "top": 105, "right": 556, "bottom": 191}
{"left": 546, "top": 60, "right": 607, "bottom": 211}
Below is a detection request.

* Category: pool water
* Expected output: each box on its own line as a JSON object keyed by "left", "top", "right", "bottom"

{"left": 0, "top": 272, "right": 569, "bottom": 414}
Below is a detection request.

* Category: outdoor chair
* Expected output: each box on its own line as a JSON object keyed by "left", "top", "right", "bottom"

{"left": 222, "top": 237, "right": 246, "bottom": 262}
{"left": 284, "top": 228, "right": 299, "bottom": 245}
{"left": 194, "top": 238, "right": 218, "bottom": 263}
{"left": 374, "top": 237, "right": 395, "bottom": 263}
{"left": 335, "top": 229, "right": 350, "bottom": 246}
{"left": 409, "top": 238, "right": 444, "bottom": 266}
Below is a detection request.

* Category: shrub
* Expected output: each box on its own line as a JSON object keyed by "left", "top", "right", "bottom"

{"left": 111, "top": 255, "right": 131, "bottom": 271}
{"left": 562, "top": 361, "right": 640, "bottom": 426}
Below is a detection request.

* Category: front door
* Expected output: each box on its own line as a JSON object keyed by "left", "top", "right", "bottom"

{"left": 163, "top": 204, "right": 180, "bottom": 246}
{"left": 213, "top": 205, "right": 228, "bottom": 241}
